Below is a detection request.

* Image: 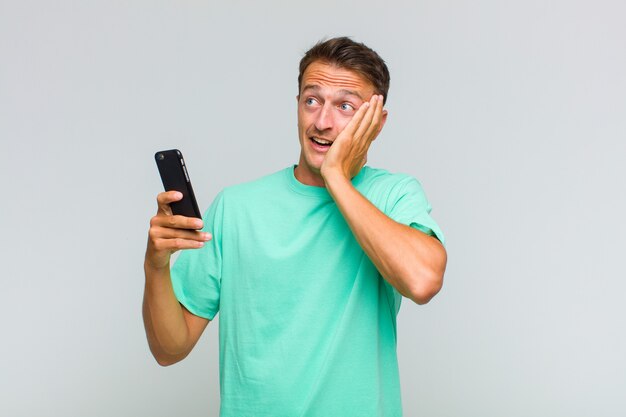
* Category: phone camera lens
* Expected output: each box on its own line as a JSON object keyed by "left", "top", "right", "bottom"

{"left": 157, "top": 153, "right": 165, "bottom": 161}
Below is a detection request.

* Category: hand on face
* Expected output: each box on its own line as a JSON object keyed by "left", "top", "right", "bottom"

{"left": 320, "top": 94, "right": 386, "bottom": 181}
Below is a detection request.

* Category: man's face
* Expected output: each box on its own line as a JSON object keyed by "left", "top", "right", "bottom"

{"left": 296, "top": 61, "right": 378, "bottom": 186}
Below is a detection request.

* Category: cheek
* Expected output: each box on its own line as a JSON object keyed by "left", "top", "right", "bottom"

{"left": 297, "top": 107, "right": 316, "bottom": 128}
{"left": 335, "top": 113, "right": 353, "bottom": 131}
{"left": 297, "top": 115, "right": 311, "bottom": 143}
{"left": 296, "top": 107, "right": 306, "bottom": 127}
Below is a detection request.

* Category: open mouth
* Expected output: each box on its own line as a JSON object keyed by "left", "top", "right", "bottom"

{"left": 310, "top": 137, "right": 333, "bottom": 147}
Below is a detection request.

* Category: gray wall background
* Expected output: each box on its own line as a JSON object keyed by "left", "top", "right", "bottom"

{"left": 1, "top": 1, "right": 624, "bottom": 416}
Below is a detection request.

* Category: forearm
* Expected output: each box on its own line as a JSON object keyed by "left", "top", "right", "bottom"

{"left": 325, "top": 174, "right": 446, "bottom": 304}
{"left": 142, "top": 262, "right": 192, "bottom": 363}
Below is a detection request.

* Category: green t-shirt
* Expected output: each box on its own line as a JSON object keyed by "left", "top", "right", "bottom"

{"left": 171, "top": 166, "right": 444, "bottom": 417}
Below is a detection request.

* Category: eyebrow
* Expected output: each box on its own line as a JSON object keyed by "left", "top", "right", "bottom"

{"left": 301, "top": 84, "right": 364, "bottom": 101}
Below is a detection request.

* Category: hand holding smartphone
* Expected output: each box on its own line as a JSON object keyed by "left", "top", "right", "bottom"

{"left": 154, "top": 149, "right": 202, "bottom": 221}
{"left": 145, "top": 149, "right": 208, "bottom": 270}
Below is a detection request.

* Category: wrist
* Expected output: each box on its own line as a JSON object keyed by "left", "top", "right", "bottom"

{"left": 144, "top": 252, "right": 171, "bottom": 275}
{"left": 321, "top": 166, "right": 348, "bottom": 185}
{"left": 323, "top": 170, "right": 353, "bottom": 198}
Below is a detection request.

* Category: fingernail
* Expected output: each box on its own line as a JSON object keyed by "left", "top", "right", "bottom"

{"left": 203, "top": 233, "right": 212, "bottom": 240}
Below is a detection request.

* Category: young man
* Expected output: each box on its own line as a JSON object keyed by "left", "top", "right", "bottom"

{"left": 143, "top": 37, "right": 447, "bottom": 416}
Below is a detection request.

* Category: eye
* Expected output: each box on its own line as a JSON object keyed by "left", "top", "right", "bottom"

{"left": 339, "top": 103, "right": 355, "bottom": 111}
{"left": 305, "top": 97, "right": 318, "bottom": 106}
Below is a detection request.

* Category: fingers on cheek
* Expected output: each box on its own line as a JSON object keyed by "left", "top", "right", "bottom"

{"left": 358, "top": 102, "right": 370, "bottom": 121}
{"left": 365, "top": 109, "right": 382, "bottom": 138}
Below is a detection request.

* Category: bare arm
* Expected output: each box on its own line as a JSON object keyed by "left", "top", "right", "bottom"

{"left": 324, "top": 173, "right": 447, "bottom": 304}
{"left": 142, "top": 191, "right": 212, "bottom": 366}
{"left": 321, "top": 94, "right": 447, "bottom": 304}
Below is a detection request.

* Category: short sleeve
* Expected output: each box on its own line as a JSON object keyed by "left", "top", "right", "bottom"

{"left": 170, "top": 191, "right": 225, "bottom": 320}
{"left": 388, "top": 177, "right": 446, "bottom": 247}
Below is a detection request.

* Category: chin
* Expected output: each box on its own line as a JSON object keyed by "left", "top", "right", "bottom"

{"left": 299, "top": 155, "right": 323, "bottom": 177}
{"left": 309, "top": 155, "right": 325, "bottom": 172}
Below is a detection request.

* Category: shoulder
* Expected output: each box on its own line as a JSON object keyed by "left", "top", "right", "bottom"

{"left": 356, "top": 166, "right": 428, "bottom": 211}
{"left": 358, "top": 166, "right": 423, "bottom": 194}
{"left": 220, "top": 167, "right": 290, "bottom": 203}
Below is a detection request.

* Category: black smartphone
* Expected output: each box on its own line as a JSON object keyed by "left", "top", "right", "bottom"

{"left": 154, "top": 149, "right": 202, "bottom": 221}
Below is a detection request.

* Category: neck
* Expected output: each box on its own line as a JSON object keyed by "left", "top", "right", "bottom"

{"left": 293, "top": 165, "right": 326, "bottom": 187}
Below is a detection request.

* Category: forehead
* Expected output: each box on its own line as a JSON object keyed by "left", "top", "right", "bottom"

{"left": 301, "top": 61, "right": 374, "bottom": 95}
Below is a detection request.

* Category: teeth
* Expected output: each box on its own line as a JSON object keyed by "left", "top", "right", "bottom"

{"left": 312, "top": 137, "right": 332, "bottom": 145}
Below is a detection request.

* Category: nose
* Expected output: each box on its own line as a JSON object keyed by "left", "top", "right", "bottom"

{"left": 314, "top": 103, "right": 334, "bottom": 132}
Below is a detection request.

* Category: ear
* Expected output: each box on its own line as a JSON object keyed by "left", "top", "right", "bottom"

{"left": 373, "top": 109, "right": 388, "bottom": 140}
{"left": 296, "top": 95, "right": 300, "bottom": 102}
